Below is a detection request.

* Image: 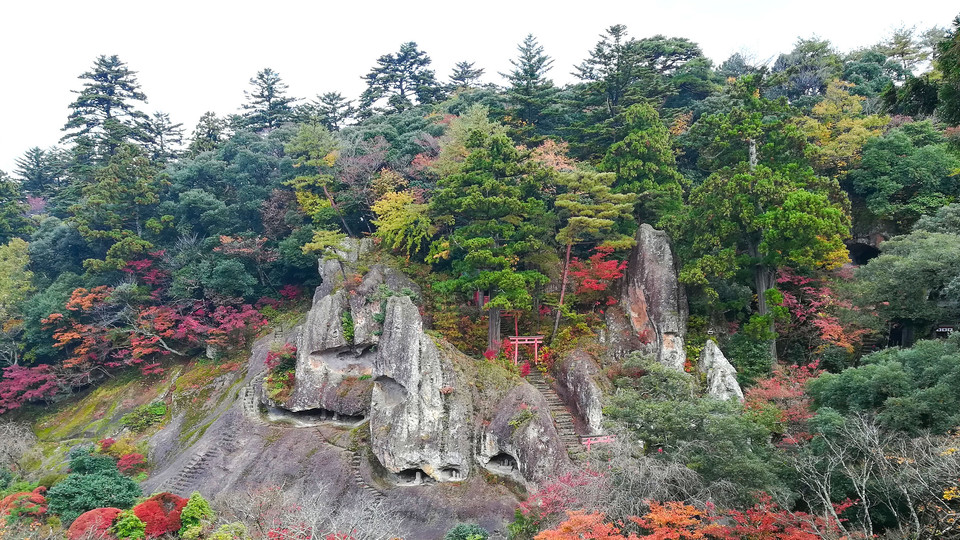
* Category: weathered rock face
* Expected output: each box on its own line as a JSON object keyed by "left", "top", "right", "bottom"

{"left": 554, "top": 350, "right": 605, "bottom": 434}
{"left": 698, "top": 340, "right": 744, "bottom": 401}
{"left": 606, "top": 224, "right": 688, "bottom": 370}
{"left": 370, "top": 296, "right": 473, "bottom": 483}
{"left": 280, "top": 247, "right": 420, "bottom": 416}
{"left": 476, "top": 384, "right": 572, "bottom": 487}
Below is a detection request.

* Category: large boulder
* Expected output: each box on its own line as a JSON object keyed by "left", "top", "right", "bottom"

{"left": 278, "top": 243, "right": 420, "bottom": 416}
{"left": 554, "top": 350, "right": 606, "bottom": 435}
{"left": 476, "top": 384, "right": 572, "bottom": 487}
{"left": 370, "top": 296, "right": 473, "bottom": 483}
{"left": 698, "top": 340, "right": 744, "bottom": 401}
{"left": 606, "top": 224, "right": 688, "bottom": 370}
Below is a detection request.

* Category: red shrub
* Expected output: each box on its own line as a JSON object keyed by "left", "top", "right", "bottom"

{"left": 117, "top": 453, "right": 147, "bottom": 475}
{"left": 0, "top": 488, "right": 47, "bottom": 521}
{"left": 132, "top": 493, "right": 188, "bottom": 538}
{"left": 98, "top": 438, "right": 116, "bottom": 452}
{"left": 67, "top": 507, "right": 122, "bottom": 540}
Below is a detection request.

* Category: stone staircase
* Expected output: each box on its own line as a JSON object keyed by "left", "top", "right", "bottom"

{"left": 350, "top": 449, "right": 385, "bottom": 502}
{"left": 239, "top": 372, "right": 268, "bottom": 425}
{"left": 164, "top": 415, "right": 240, "bottom": 494}
{"left": 527, "top": 371, "right": 583, "bottom": 460}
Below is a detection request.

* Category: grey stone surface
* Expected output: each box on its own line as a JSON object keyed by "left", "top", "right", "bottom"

{"left": 698, "top": 340, "right": 744, "bottom": 401}
{"left": 554, "top": 350, "right": 605, "bottom": 434}
{"left": 606, "top": 223, "right": 688, "bottom": 370}
{"left": 476, "top": 384, "right": 572, "bottom": 487}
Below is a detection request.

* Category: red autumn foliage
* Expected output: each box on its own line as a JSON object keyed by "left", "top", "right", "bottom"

{"left": 0, "top": 364, "right": 60, "bottom": 413}
{"left": 98, "top": 438, "right": 116, "bottom": 452}
{"left": 717, "top": 493, "right": 855, "bottom": 540}
{"left": 67, "top": 507, "right": 122, "bottom": 540}
{"left": 632, "top": 500, "right": 722, "bottom": 539}
{"left": 744, "top": 362, "right": 823, "bottom": 445}
{"left": 117, "top": 453, "right": 147, "bottom": 475}
{"left": 0, "top": 488, "right": 48, "bottom": 521}
{"left": 535, "top": 511, "right": 638, "bottom": 540}
{"left": 265, "top": 344, "right": 298, "bottom": 370}
{"left": 569, "top": 247, "right": 628, "bottom": 296}
{"left": 520, "top": 470, "right": 605, "bottom": 527}
{"left": 776, "top": 268, "right": 870, "bottom": 356}
{"left": 278, "top": 284, "right": 303, "bottom": 301}
{"left": 132, "top": 492, "right": 188, "bottom": 538}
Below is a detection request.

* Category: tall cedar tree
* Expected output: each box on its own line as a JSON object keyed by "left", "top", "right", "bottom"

{"left": 500, "top": 34, "right": 558, "bottom": 142}
{"left": 430, "top": 130, "right": 550, "bottom": 350}
{"left": 186, "top": 112, "right": 229, "bottom": 156}
{"left": 241, "top": 68, "right": 296, "bottom": 131}
{"left": 61, "top": 55, "right": 151, "bottom": 162}
{"left": 14, "top": 147, "right": 68, "bottom": 196}
{"left": 311, "top": 92, "right": 356, "bottom": 131}
{"left": 359, "top": 42, "right": 442, "bottom": 115}
{"left": 936, "top": 15, "right": 960, "bottom": 124}
{"left": 599, "top": 103, "right": 684, "bottom": 224}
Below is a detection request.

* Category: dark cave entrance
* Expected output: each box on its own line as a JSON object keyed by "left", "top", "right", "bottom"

{"left": 437, "top": 467, "right": 463, "bottom": 481}
{"left": 265, "top": 406, "right": 366, "bottom": 426}
{"left": 847, "top": 242, "right": 881, "bottom": 265}
{"left": 395, "top": 468, "right": 435, "bottom": 486}
{"left": 486, "top": 452, "right": 519, "bottom": 475}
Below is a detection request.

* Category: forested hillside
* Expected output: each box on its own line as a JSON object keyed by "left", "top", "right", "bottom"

{"left": 1, "top": 17, "right": 960, "bottom": 540}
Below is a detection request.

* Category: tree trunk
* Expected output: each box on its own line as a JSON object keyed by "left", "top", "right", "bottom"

{"left": 488, "top": 307, "right": 501, "bottom": 353}
{"left": 754, "top": 263, "right": 777, "bottom": 360}
{"left": 748, "top": 138, "right": 758, "bottom": 171}
{"left": 321, "top": 184, "right": 355, "bottom": 237}
{"left": 552, "top": 243, "right": 573, "bottom": 340}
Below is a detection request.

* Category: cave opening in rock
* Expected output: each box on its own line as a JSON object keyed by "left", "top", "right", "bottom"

{"left": 438, "top": 467, "right": 463, "bottom": 481}
{"left": 847, "top": 242, "right": 881, "bottom": 265}
{"left": 395, "top": 468, "right": 434, "bottom": 486}
{"left": 487, "top": 452, "right": 519, "bottom": 474}
{"left": 265, "top": 406, "right": 365, "bottom": 426}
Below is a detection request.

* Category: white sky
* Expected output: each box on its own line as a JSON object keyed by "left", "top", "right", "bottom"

{"left": 1, "top": 0, "right": 957, "bottom": 173}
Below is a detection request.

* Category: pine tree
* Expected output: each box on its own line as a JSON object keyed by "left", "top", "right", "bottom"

{"left": 500, "top": 34, "right": 558, "bottom": 140}
{"left": 14, "top": 147, "right": 68, "bottom": 196}
{"left": 0, "top": 171, "right": 31, "bottom": 243}
{"left": 360, "top": 42, "right": 442, "bottom": 115}
{"left": 430, "top": 130, "right": 551, "bottom": 350}
{"left": 313, "top": 92, "right": 356, "bottom": 131}
{"left": 241, "top": 68, "right": 297, "bottom": 131}
{"left": 143, "top": 112, "right": 183, "bottom": 163}
{"left": 573, "top": 25, "right": 641, "bottom": 119}
{"left": 449, "top": 61, "right": 485, "bottom": 90}
{"left": 61, "top": 55, "right": 151, "bottom": 161}
{"left": 186, "top": 112, "right": 229, "bottom": 156}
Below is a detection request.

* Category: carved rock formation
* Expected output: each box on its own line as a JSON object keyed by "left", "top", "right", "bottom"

{"left": 605, "top": 224, "right": 688, "bottom": 370}
{"left": 698, "top": 340, "right": 744, "bottom": 401}
{"left": 554, "top": 350, "right": 605, "bottom": 434}
{"left": 476, "top": 384, "right": 572, "bottom": 486}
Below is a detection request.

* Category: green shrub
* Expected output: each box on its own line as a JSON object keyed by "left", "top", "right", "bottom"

{"left": 341, "top": 311, "right": 354, "bottom": 344}
{"left": 121, "top": 402, "right": 167, "bottom": 432}
{"left": 178, "top": 491, "right": 214, "bottom": 539}
{"left": 46, "top": 448, "right": 141, "bottom": 525}
{"left": 209, "top": 522, "right": 250, "bottom": 540}
{"left": 112, "top": 510, "right": 146, "bottom": 540}
{"left": 445, "top": 523, "right": 490, "bottom": 540}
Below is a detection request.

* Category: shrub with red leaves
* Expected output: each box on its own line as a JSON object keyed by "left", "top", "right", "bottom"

{"left": 98, "top": 438, "right": 116, "bottom": 452}
{"left": 67, "top": 507, "right": 122, "bottom": 540}
{"left": 116, "top": 453, "right": 147, "bottom": 475}
{"left": 0, "top": 488, "right": 48, "bottom": 522}
{"left": 133, "top": 492, "right": 188, "bottom": 538}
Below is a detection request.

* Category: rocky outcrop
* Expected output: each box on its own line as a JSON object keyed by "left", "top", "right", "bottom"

{"left": 370, "top": 296, "right": 473, "bottom": 483}
{"left": 606, "top": 224, "right": 688, "bottom": 370}
{"left": 698, "top": 340, "right": 743, "bottom": 401}
{"left": 279, "top": 238, "right": 419, "bottom": 417}
{"left": 554, "top": 350, "right": 605, "bottom": 434}
{"left": 476, "top": 384, "right": 572, "bottom": 486}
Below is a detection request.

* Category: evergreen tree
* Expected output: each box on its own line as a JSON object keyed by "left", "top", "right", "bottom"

{"left": 143, "top": 111, "right": 184, "bottom": 163}
{"left": 449, "top": 61, "right": 485, "bottom": 90}
{"left": 599, "top": 103, "right": 684, "bottom": 224}
{"left": 573, "top": 25, "right": 642, "bottom": 120}
{"left": 936, "top": 15, "right": 960, "bottom": 125}
{"left": 359, "top": 42, "right": 442, "bottom": 115}
{"left": 430, "top": 130, "right": 551, "bottom": 350}
{"left": 241, "top": 68, "right": 297, "bottom": 131}
{"left": 61, "top": 55, "right": 151, "bottom": 161}
{"left": 500, "top": 34, "right": 558, "bottom": 140}
{"left": 186, "top": 112, "right": 229, "bottom": 156}
{"left": 14, "top": 147, "right": 68, "bottom": 196}
{"left": 311, "top": 92, "right": 356, "bottom": 131}
{"left": 0, "top": 171, "right": 31, "bottom": 243}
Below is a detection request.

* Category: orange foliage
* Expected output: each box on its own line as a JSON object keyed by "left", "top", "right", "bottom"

{"left": 633, "top": 501, "right": 723, "bottom": 539}
{"left": 535, "top": 511, "right": 638, "bottom": 540}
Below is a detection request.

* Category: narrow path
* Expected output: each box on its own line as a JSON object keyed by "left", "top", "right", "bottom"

{"left": 350, "top": 448, "right": 386, "bottom": 502}
{"left": 526, "top": 371, "right": 584, "bottom": 461}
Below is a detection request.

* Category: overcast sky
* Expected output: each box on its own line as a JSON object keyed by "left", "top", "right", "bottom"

{"left": 1, "top": 0, "right": 957, "bottom": 173}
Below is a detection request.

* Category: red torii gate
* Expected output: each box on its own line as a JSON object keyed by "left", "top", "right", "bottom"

{"left": 506, "top": 335, "right": 544, "bottom": 365}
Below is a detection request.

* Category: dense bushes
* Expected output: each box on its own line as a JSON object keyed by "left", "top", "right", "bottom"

{"left": 132, "top": 493, "right": 187, "bottom": 538}
{"left": 46, "top": 448, "right": 141, "bottom": 525}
